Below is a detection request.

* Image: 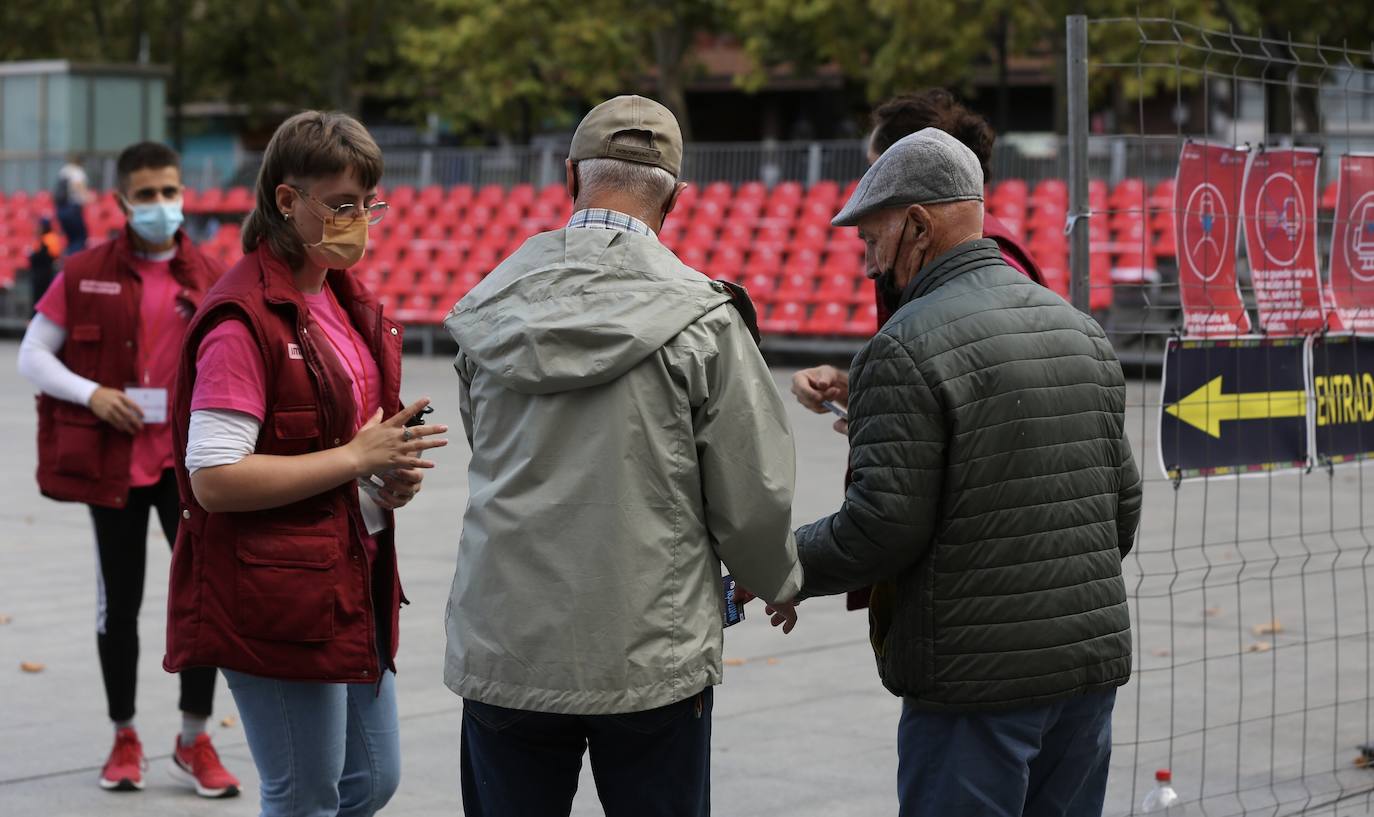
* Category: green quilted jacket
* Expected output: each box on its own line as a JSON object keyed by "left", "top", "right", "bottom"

{"left": 795, "top": 238, "right": 1142, "bottom": 712}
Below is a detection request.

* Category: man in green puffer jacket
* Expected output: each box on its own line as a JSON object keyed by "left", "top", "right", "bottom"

{"left": 794, "top": 128, "right": 1142, "bottom": 817}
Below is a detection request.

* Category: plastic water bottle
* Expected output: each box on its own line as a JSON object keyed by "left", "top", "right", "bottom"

{"left": 1141, "top": 768, "right": 1185, "bottom": 813}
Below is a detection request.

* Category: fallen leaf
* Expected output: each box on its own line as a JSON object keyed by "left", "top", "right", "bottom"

{"left": 0, "top": 614, "right": 12, "bottom": 625}
{"left": 724, "top": 658, "right": 747, "bottom": 667}
{"left": 20, "top": 661, "right": 45, "bottom": 673}
{"left": 1151, "top": 647, "right": 1171, "bottom": 657}
{"left": 1356, "top": 755, "right": 1370, "bottom": 769}
{"left": 766, "top": 658, "right": 780, "bottom": 665}
{"left": 220, "top": 716, "right": 237, "bottom": 728}
{"left": 1247, "top": 641, "right": 1273, "bottom": 653}
{"left": 1252, "top": 619, "right": 1283, "bottom": 637}
{"left": 22, "top": 515, "right": 34, "bottom": 526}
{"left": 1204, "top": 607, "right": 1223, "bottom": 618}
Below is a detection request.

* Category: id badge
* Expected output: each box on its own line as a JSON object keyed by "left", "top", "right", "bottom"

{"left": 722, "top": 574, "right": 745, "bottom": 628}
{"left": 125, "top": 387, "right": 168, "bottom": 424}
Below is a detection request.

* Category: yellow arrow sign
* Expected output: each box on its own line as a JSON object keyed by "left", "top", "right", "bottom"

{"left": 1165, "top": 376, "right": 1307, "bottom": 439}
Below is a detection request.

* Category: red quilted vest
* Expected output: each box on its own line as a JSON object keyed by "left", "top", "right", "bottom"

{"left": 35, "top": 230, "right": 221, "bottom": 508}
{"left": 163, "top": 244, "right": 406, "bottom": 683}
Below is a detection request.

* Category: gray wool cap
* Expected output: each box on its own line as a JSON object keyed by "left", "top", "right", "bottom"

{"left": 832, "top": 127, "right": 985, "bottom": 227}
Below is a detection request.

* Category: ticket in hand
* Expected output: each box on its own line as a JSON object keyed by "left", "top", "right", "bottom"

{"left": 722, "top": 574, "right": 745, "bottom": 627}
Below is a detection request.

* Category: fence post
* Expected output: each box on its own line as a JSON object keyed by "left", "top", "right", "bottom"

{"left": 419, "top": 150, "right": 434, "bottom": 188}
{"left": 806, "top": 142, "right": 823, "bottom": 187}
{"left": 1066, "top": 14, "right": 1091, "bottom": 315}
{"left": 538, "top": 146, "right": 555, "bottom": 189}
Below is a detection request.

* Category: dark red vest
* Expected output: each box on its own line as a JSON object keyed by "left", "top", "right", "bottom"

{"left": 35, "top": 230, "right": 221, "bottom": 508}
{"left": 164, "top": 244, "right": 406, "bottom": 683}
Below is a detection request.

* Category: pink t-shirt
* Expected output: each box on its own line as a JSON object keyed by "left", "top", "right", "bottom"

{"left": 192, "top": 288, "right": 381, "bottom": 427}
{"left": 192, "top": 286, "right": 384, "bottom": 561}
{"left": 37, "top": 258, "right": 190, "bottom": 488}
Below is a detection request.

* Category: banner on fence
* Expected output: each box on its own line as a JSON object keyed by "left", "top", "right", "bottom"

{"left": 1241, "top": 148, "right": 1330, "bottom": 335}
{"left": 1329, "top": 154, "right": 1374, "bottom": 333}
{"left": 1158, "top": 336, "right": 1311, "bottom": 480}
{"left": 1311, "top": 334, "right": 1374, "bottom": 465}
{"left": 1175, "top": 142, "right": 1252, "bottom": 336}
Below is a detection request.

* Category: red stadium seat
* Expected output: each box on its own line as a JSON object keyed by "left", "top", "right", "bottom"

{"left": 743, "top": 272, "right": 777, "bottom": 304}
{"left": 760, "top": 301, "right": 805, "bottom": 335}
{"left": 775, "top": 272, "right": 817, "bottom": 303}
{"left": 842, "top": 303, "right": 879, "bottom": 337}
{"left": 816, "top": 272, "right": 864, "bottom": 305}
{"left": 804, "top": 302, "right": 849, "bottom": 335}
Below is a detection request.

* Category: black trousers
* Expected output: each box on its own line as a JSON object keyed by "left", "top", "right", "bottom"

{"left": 461, "top": 688, "right": 712, "bottom": 817}
{"left": 89, "top": 469, "right": 216, "bottom": 723}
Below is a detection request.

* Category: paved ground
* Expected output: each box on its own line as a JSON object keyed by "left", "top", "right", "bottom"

{"left": 2, "top": 345, "right": 1373, "bottom": 816}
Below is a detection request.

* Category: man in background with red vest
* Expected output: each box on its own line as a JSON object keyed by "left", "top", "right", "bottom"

{"left": 17, "top": 142, "right": 240, "bottom": 799}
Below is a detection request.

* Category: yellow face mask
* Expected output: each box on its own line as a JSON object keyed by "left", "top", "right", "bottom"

{"left": 303, "top": 214, "right": 368, "bottom": 269}
{"left": 292, "top": 186, "right": 370, "bottom": 269}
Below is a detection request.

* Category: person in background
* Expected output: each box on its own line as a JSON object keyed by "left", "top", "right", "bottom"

{"left": 444, "top": 95, "right": 802, "bottom": 816}
{"left": 17, "top": 142, "right": 239, "bottom": 797}
{"left": 791, "top": 128, "right": 1140, "bottom": 817}
{"left": 55, "top": 155, "right": 91, "bottom": 254}
{"left": 793, "top": 88, "right": 1046, "bottom": 425}
{"left": 166, "top": 110, "right": 447, "bottom": 817}
{"left": 27, "top": 216, "right": 62, "bottom": 309}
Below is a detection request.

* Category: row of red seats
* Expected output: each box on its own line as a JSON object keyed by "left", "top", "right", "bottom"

{"left": 1, "top": 177, "right": 1170, "bottom": 335}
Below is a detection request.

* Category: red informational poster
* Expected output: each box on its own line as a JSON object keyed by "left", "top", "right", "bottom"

{"left": 1329, "top": 153, "right": 1374, "bottom": 333}
{"left": 1241, "top": 148, "right": 1330, "bottom": 335}
{"left": 1175, "top": 142, "right": 1252, "bottom": 336}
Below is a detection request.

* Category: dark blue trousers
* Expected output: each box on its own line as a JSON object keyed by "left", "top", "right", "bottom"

{"left": 460, "top": 687, "right": 712, "bottom": 817}
{"left": 898, "top": 689, "right": 1116, "bottom": 817}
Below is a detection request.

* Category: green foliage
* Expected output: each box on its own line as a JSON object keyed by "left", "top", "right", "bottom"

{"left": 390, "top": 0, "right": 654, "bottom": 139}
{"left": 3, "top": 0, "right": 1373, "bottom": 138}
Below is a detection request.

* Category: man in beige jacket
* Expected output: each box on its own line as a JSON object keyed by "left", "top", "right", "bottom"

{"left": 443, "top": 95, "right": 803, "bottom": 816}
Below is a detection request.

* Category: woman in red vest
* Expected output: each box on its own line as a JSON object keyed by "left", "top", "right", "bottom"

{"left": 166, "top": 111, "right": 448, "bottom": 817}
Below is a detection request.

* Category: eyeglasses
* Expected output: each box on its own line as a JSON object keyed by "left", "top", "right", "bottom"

{"left": 294, "top": 186, "right": 389, "bottom": 226}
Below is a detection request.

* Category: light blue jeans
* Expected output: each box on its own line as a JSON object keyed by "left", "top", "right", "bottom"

{"left": 223, "top": 669, "right": 401, "bottom": 817}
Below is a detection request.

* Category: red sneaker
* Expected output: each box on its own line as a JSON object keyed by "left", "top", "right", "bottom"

{"left": 100, "top": 727, "right": 146, "bottom": 791}
{"left": 170, "top": 733, "right": 241, "bottom": 798}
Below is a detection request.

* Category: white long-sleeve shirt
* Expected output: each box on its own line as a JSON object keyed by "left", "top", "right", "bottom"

{"left": 18, "top": 313, "right": 100, "bottom": 406}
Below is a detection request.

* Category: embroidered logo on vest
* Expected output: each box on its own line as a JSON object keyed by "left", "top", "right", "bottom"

{"left": 287, "top": 343, "right": 304, "bottom": 360}
{"left": 78, "top": 279, "right": 122, "bottom": 295}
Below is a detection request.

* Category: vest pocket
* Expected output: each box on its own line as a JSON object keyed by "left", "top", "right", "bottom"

{"left": 53, "top": 405, "right": 104, "bottom": 479}
{"left": 235, "top": 531, "right": 338, "bottom": 642}
{"left": 270, "top": 409, "right": 322, "bottom": 456}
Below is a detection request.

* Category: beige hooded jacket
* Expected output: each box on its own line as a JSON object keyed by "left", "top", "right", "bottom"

{"left": 443, "top": 226, "right": 802, "bottom": 714}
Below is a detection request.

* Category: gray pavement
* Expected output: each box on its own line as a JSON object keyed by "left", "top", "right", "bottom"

{"left": 1, "top": 345, "right": 1373, "bottom": 816}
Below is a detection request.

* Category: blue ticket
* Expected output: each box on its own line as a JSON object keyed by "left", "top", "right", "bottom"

{"left": 722, "top": 574, "right": 745, "bottom": 627}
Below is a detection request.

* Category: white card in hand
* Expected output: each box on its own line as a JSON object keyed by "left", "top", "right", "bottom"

{"left": 126, "top": 387, "right": 168, "bottom": 424}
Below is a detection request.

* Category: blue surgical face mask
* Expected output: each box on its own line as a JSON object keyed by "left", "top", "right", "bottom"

{"left": 126, "top": 200, "right": 184, "bottom": 246}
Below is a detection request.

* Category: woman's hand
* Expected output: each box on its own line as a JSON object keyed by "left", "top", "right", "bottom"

{"left": 371, "top": 468, "right": 424, "bottom": 510}
{"left": 346, "top": 398, "right": 448, "bottom": 478}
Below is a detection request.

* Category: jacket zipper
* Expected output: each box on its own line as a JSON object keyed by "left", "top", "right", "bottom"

{"left": 299, "top": 312, "right": 379, "bottom": 685}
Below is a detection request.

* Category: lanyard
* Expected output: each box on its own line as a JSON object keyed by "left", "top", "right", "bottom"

{"left": 319, "top": 287, "right": 375, "bottom": 424}
{"left": 138, "top": 273, "right": 182, "bottom": 386}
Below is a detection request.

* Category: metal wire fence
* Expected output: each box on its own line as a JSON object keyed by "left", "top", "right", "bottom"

{"left": 1078, "top": 14, "right": 1374, "bottom": 816}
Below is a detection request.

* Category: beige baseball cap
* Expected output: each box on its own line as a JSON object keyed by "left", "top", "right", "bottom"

{"left": 569, "top": 95, "right": 683, "bottom": 177}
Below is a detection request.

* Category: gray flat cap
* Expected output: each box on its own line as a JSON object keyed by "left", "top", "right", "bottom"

{"left": 832, "top": 127, "right": 984, "bottom": 226}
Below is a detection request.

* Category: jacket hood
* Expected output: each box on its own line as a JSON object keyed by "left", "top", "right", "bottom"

{"left": 445, "top": 228, "right": 732, "bottom": 395}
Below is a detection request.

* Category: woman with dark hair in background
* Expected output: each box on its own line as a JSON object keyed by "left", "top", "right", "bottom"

{"left": 792, "top": 88, "right": 1048, "bottom": 421}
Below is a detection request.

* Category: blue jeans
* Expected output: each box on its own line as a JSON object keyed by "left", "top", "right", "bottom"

{"left": 897, "top": 689, "right": 1116, "bottom": 817}
{"left": 460, "top": 688, "right": 712, "bottom": 817}
{"left": 223, "top": 669, "right": 401, "bottom": 817}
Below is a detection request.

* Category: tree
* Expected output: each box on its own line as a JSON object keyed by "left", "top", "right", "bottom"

{"left": 0, "top": 0, "right": 403, "bottom": 123}
{"left": 391, "top": 0, "right": 661, "bottom": 142}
